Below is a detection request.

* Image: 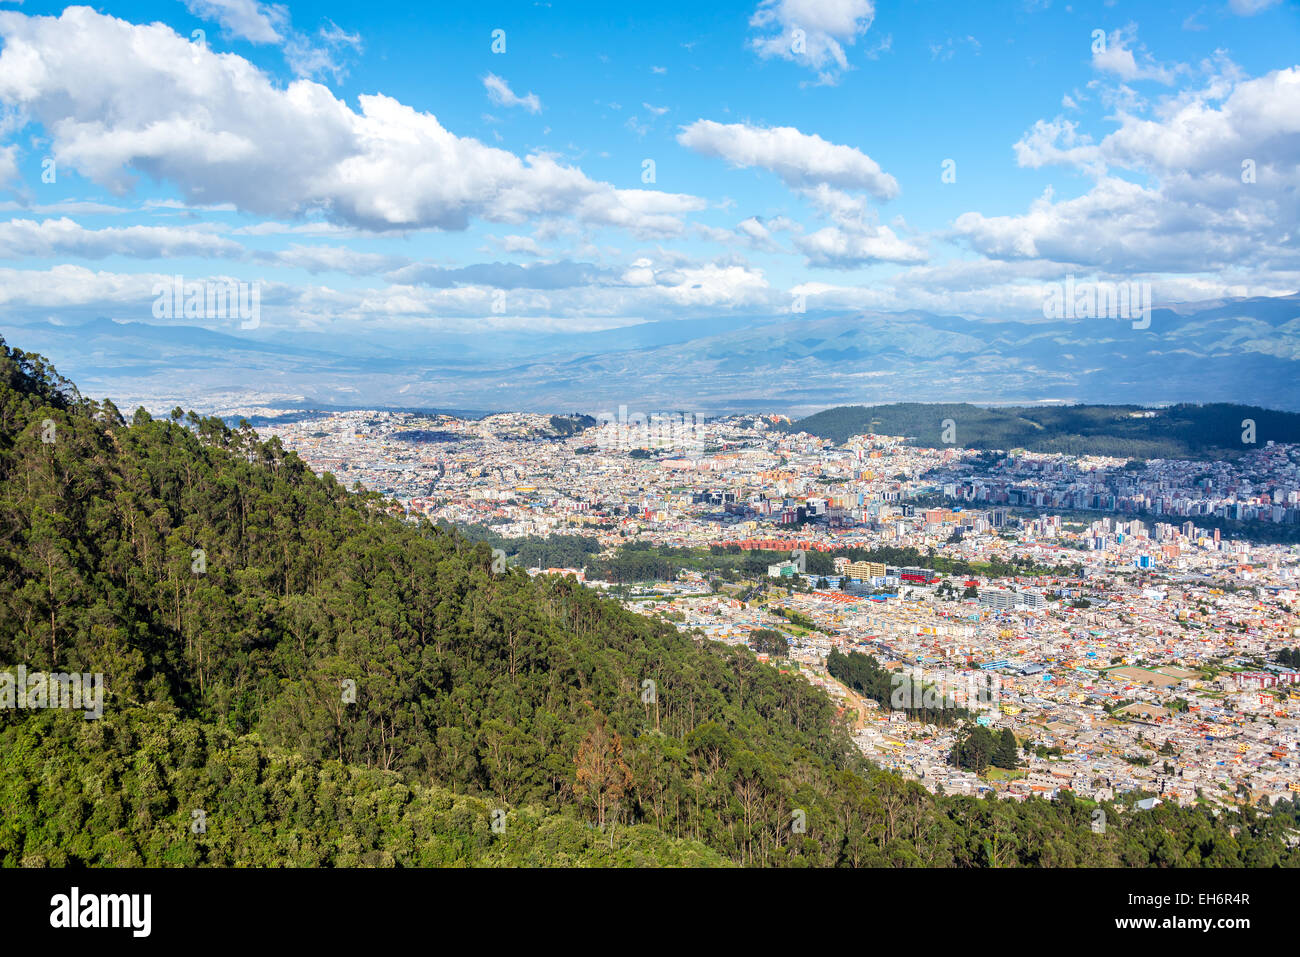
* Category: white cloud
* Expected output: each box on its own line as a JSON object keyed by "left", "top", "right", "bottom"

{"left": 929, "top": 35, "right": 980, "bottom": 63}
{"left": 0, "top": 143, "right": 17, "bottom": 184}
{"left": 645, "top": 261, "right": 771, "bottom": 307}
{"left": 0, "top": 199, "right": 131, "bottom": 215}
{"left": 184, "top": 0, "right": 360, "bottom": 81}
{"left": 318, "top": 19, "right": 360, "bottom": 48}
{"left": 232, "top": 220, "right": 354, "bottom": 236}
{"left": 483, "top": 73, "right": 542, "bottom": 114}
{"left": 1013, "top": 118, "right": 1103, "bottom": 174}
{"left": 0, "top": 264, "right": 185, "bottom": 309}
{"left": 284, "top": 20, "right": 363, "bottom": 82}
{"left": 1229, "top": 0, "right": 1281, "bottom": 14}
{"left": 952, "top": 175, "right": 1293, "bottom": 274}
{"left": 1091, "top": 25, "right": 1181, "bottom": 85}
{"left": 1, "top": 253, "right": 1294, "bottom": 334}
{"left": 0, "top": 216, "right": 414, "bottom": 276}
{"left": 964, "top": 65, "right": 1300, "bottom": 272}
{"left": 735, "top": 215, "right": 786, "bottom": 251}
{"left": 748, "top": 0, "right": 875, "bottom": 80}
{"left": 0, "top": 8, "right": 701, "bottom": 237}
{"left": 268, "top": 243, "right": 406, "bottom": 275}
{"left": 496, "top": 234, "right": 545, "bottom": 256}
{"left": 795, "top": 223, "right": 927, "bottom": 267}
{"left": 677, "top": 119, "right": 898, "bottom": 198}
{"left": 797, "top": 182, "right": 872, "bottom": 227}
{"left": 677, "top": 119, "right": 918, "bottom": 267}
{"left": 0, "top": 251, "right": 779, "bottom": 329}
{"left": 184, "top": 0, "right": 286, "bottom": 44}
{"left": 0, "top": 216, "right": 245, "bottom": 259}
{"left": 693, "top": 223, "right": 735, "bottom": 244}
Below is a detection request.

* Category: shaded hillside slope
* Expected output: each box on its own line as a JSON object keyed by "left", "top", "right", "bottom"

{"left": 782, "top": 402, "right": 1300, "bottom": 457}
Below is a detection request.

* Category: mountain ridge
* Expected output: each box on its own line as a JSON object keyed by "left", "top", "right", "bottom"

{"left": 4, "top": 292, "right": 1299, "bottom": 414}
{"left": 779, "top": 402, "right": 1300, "bottom": 457}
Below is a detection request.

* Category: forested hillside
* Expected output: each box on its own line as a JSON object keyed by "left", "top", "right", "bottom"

{"left": 781, "top": 402, "right": 1300, "bottom": 457}
{"left": 2, "top": 337, "right": 1297, "bottom": 867}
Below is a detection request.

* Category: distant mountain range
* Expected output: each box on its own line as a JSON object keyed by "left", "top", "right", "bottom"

{"left": 3, "top": 292, "right": 1298, "bottom": 415}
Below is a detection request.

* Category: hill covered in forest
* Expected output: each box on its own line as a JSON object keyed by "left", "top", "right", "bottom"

{"left": 1, "top": 337, "right": 1297, "bottom": 867}
{"left": 779, "top": 403, "right": 1300, "bottom": 458}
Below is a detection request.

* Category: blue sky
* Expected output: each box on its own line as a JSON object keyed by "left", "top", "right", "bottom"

{"left": 0, "top": 0, "right": 1297, "bottom": 338}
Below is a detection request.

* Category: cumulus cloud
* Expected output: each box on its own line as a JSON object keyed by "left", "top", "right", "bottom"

{"left": 959, "top": 65, "right": 1300, "bottom": 272}
{"left": 620, "top": 259, "right": 771, "bottom": 307}
{"left": 483, "top": 74, "right": 542, "bottom": 114}
{"left": 797, "top": 182, "right": 874, "bottom": 227}
{"left": 748, "top": 0, "right": 875, "bottom": 81}
{"left": 954, "top": 167, "right": 1299, "bottom": 272}
{"left": 736, "top": 215, "right": 796, "bottom": 251}
{"left": 795, "top": 223, "right": 927, "bottom": 268}
{"left": 677, "top": 119, "right": 898, "bottom": 198}
{"left": 1012, "top": 118, "right": 1103, "bottom": 174}
{"left": 0, "top": 8, "right": 699, "bottom": 237}
{"left": 677, "top": 119, "right": 921, "bottom": 266}
{"left": 1091, "top": 25, "right": 1181, "bottom": 85}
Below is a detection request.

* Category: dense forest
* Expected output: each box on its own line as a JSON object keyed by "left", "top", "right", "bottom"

{"left": 548, "top": 414, "right": 597, "bottom": 437}
{"left": 749, "top": 628, "right": 789, "bottom": 658}
{"left": 581, "top": 540, "right": 1080, "bottom": 584}
{"left": 827, "top": 648, "right": 969, "bottom": 727}
{"left": 2, "top": 337, "right": 1298, "bottom": 867}
{"left": 780, "top": 402, "right": 1300, "bottom": 458}
{"left": 1276, "top": 648, "right": 1300, "bottom": 669}
{"left": 952, "top": 724, "right": 1022, "bottom": 773}
{"left": 435, "top": 522, "right": 603, "bottom": 571}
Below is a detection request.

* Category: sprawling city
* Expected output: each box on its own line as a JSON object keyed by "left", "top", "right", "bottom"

{"left": 243, "top": 405, "right": 1300, "bottom": 808}
{"left": 0, "top": 0, "right": 1297, "bottom": 940}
